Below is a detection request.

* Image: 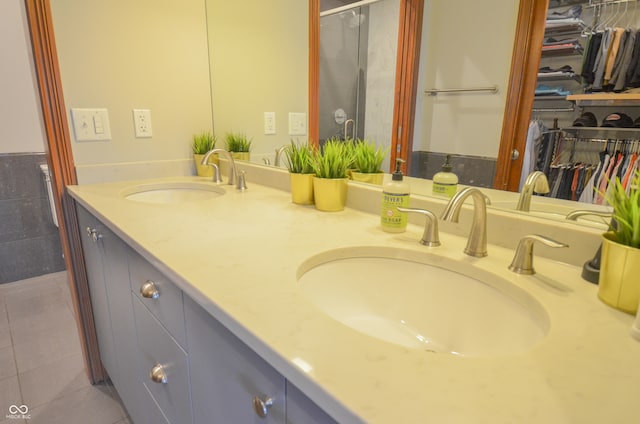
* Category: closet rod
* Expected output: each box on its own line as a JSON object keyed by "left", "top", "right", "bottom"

{"left": 586, "top": 0, "right": 638, "bottom": 8}
{"left": 425, "top": 86, "right": 498, "bottom": 96}
{"left": 532, "top": 107, "right": 575, "bottom": 112}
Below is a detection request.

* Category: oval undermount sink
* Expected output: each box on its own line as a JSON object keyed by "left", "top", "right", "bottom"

{"left": 298, "top": 247, "right": 549, "bottom": 357}
{"left": 121, "top": 181, "right": 224, "bottom": 204}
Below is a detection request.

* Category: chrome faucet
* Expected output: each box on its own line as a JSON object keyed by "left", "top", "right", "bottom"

{"left": 441, "top": 187, "right": 488, "bottom": 257}
{"left": 566, "top": 209, "right": 613, "bottom": 221}
{"left": 516, "top": 171, "right": 550, "bottom": 212}
{"left": 274, "top": 145, "right": 288, "bottom": 167}
{"left": 201, "top": 148, "right": 237, "bottom": 186}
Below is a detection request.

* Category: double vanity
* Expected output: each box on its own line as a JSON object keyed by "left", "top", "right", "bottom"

{"left": 68, "top": 162, "right": 640, "bottom": 423}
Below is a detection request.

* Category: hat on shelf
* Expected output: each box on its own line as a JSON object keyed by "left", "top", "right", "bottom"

{"left": 572, "top": 112, "right": 597, "bottom": 127}
{"left": 633, "top": 116, "right": 640, "bottom": 128}
{"left": 601, "top": 113, "right": 634, "bottom": 128}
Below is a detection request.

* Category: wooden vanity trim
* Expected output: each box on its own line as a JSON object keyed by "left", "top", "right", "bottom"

{"left": 25, "top": 0, "right": 105, "bottom": 383}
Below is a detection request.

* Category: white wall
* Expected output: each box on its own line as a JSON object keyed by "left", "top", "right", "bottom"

{"left": 206, "top": 0, "right": 308, "bottom": 165}
{"left": 0, "top": 0, "right": 47, "bottom": 154}
{"left": 413, "top": 0, "right": 519, "bottom": 158}
{"left": 51, "top": 0, "right": 213, "bottom": 182}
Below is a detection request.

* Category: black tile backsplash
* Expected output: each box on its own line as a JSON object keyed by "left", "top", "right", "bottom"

{"left": 410, "top": 151, "right": 497, "bottom": 188}
{"left": 0, "top": 153, "right": 65, "bottom": 283}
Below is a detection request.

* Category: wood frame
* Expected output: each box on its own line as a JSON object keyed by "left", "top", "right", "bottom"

{"left": 24, "top": 0, "right": 105, "bottom": 383}
{"left": 308, "top": 0, "right": 424, "bottom": 175}
{"left": 493, "top": 0, "right": 549, "bottom": 191}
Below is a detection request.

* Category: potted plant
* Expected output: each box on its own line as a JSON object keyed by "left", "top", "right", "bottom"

{"left": 192, "top": 131, "right": 217, "bottom": 177}
{"left": 225, "top": 132, "right": 252, "bottom": 161}
{"left": 350, "top": 138, "right": 388, "bottom": 185}
{"left": 599, "top": 170, "right": 640, "bottom": 314}
{"left": 284, "top": 140, "right": 316, "bottom": 205}
{"left": 311, "top": 139, "right": 354, "bottom": 212}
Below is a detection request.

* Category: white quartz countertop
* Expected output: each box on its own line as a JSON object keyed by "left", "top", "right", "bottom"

{"left": 68, "top": 175, "right": 640, "bottom": 424}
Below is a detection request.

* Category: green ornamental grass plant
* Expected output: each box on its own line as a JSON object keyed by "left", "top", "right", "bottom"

{"left": 605, "top": 170, "right": 640, "bottom": 248}
{"left": 312, "top": 139, "right": 355, "bottom": 179}
{"left": 225, "top": 132, "right": 252, "bottom": 152}
{"left": 352, "top": 138, "right": 388, "bottom": 173}
{"left": 192, "top": 131, "right": 216, "bottom": 154}
{"left": 284, "top": 140, "right": 315, "bottom": 174}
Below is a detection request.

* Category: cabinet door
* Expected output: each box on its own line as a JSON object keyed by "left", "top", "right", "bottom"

{"left": 76, "top": 206, "right": 117, "bottom": 379}
{"left": 184, "top": 296, "right": 286, "bottom": 424}
{"left": 99, "top": 226, "right": 146, "bottom": 424}
{"left": 285, "top": 382, "right": 338, "bottom": 424}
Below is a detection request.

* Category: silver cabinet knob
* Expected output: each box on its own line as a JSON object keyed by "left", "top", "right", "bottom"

{"left": 150, "top": 364, "right": 167, "bottom": 384}
{"left": 85, "top": 227, "right": 102, "bottom": 242}
{"left": 252, "top": 396, "right": 274, "bottom": 418}
{"left": 140, "top": 281, "right": 160, "bottom": 299}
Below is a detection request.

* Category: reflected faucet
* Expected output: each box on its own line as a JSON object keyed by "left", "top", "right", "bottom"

{"left": 441, "top": 187, "right": 488, "bottom": 257}
{"left": 274, "top": 145, "right": 288, "bottom": 167}
{"left": 516, "top": 171, "right": 550, "bottom": 212}
{"left": 344, "top": 119, "right": 355, "bottom": 140}
{"left": 201, "top": 148, "right": 237, "bottom": 186}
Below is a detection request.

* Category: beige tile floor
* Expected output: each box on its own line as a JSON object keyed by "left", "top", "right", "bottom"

{"left": 0, "top": 271, "right": 130, "bottom": 424}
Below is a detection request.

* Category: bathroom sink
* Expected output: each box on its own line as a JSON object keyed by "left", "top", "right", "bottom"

{"left": 121, "top": 181, "right": 224, "bottom": 204}
{"left": 298, "top": 247, "right": 549, "bottom": 357}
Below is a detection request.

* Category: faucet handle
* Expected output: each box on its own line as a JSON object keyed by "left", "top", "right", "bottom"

{"left": 508, "top": 234, "right": 568, "bottom": 275}
{"left": 396, "top": 207, "right": 440, "bottom": 247}
{"left": 207, "top": 163, "right": 223, "bottom": 184}
{"left": 236, "top": 170, "right": 248, "bottom": 191}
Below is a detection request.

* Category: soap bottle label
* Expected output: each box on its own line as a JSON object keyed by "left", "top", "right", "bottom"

{"left": 432, "top": 182, "right": 457, "bottom": 198}
{"left": 381, "top": 192, "right": 410, "bottom": 230}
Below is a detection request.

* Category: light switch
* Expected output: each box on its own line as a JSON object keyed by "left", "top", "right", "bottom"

{"left": 71, "top": 108, "right": 111, "bottom": 142}
{"left": 133, "top": 109, "right": 153, "bottom": 138}
{"left": 289, "top": 112, "right": 307, "bottom": 136}
{"left": 264, "top": 112, "right": 276, "bottom": 135}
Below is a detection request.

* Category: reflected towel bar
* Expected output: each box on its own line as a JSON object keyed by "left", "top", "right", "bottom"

{"left": 425, "top": 86, "right": 498, "bottom": 96}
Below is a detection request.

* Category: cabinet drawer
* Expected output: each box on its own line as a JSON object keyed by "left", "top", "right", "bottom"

{"left": 133, "top": 295, "right": 192, "bottom": 424}
{"left": 129, "top": 250, "right": 186, "bottom": 347}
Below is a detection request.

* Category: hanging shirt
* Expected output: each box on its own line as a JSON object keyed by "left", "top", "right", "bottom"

{"left": 604, "top": 28, "right": 626, "bottom": 84}
{"left": 611, "top": 30, "right": 636, "bottom": 91}
{"left": 519, "top": 121, "right": 541, "bottom": 191}
{"left": 593, "top": 29, "right": 614, "bottom": 90}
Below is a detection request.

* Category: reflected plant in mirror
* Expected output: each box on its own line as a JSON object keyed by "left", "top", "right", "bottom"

{"left": 225, "top": 132, "right": 252, "bottom": 161}
{"left": 351, "top": 138, "right": 389, "bottom": 185}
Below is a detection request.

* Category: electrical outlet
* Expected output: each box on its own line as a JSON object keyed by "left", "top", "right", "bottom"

{"left": 133, "top": 109, "right": 153, "bottom": 138}
{"left": 289, "top": 112, "right": 307, "bottom": 136}
{"left": 264, "top": 112, "right": 276, "bottom": 135}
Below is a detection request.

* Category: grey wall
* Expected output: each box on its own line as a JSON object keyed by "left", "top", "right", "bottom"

{"left": 0, "top": 153, "right": 65, "bottom": 283}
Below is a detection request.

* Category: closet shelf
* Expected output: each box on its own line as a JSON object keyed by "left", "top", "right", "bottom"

{"left": 537, "top": 73, "right": 582, "bottom": 83}
{"left": 562, "top": 126, "right": 640, "bottom": 139}
{"left": 566, "top": 93, "right": 640, "bottom": 107}
{"left": 541, "top": 45, "right": 584, "bottom": 58}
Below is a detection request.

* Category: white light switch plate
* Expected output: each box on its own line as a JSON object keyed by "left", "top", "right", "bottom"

{"left": 289, "top": 112, "right": 307, "bottom": 136}
{"left": 71, "top": 108, "right": 111, "bottom": 142}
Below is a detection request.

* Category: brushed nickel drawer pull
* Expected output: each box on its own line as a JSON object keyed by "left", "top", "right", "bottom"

{"left": 140, "top": 280, "right": 160, "bottom": 299}
{"left": 150, "top": 364, "right": 167, "bottom": 384}
{"left": 252, "top": 396, "right": 274, "bottom": 418}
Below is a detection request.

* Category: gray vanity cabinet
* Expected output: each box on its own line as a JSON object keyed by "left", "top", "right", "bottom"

{"left": 76, "top": 204, "right": 341, "bottom": 424}
{"left": 184, "top": 295, "right": 287, "bottom": 423}
{"left": 76, "top": 205, "right": 146, "bottom": 424}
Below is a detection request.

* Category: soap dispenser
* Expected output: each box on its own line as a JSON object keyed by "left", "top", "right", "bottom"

{"left": 381, "top": 158, "right": 410, "bottom": 233}
{"left": 432, "top": 154, "right": 458, "bottom": 198}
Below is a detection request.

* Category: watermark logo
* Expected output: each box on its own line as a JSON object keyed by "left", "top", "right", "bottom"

{"left": 6, "top": 404, "right": 31, "bottom": 420}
